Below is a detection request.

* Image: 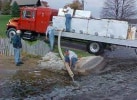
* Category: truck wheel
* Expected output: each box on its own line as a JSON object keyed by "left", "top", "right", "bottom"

{"left": 87, "top": 41, "right": 104, "bottom": 55}
{"left": 7, "top": 28, "right": 16, "bottom": 38}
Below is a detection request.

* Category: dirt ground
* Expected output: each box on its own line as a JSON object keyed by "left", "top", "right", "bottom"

{"left": 0, "top": 54, "right": 39, "bottom": 79}
{"left": 1, "top": 46, "right": 137, "bottom": 100}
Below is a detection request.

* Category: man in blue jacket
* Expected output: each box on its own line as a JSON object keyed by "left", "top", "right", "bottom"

{"left": 11, "top": 30, "right": 23, "bottom": 66}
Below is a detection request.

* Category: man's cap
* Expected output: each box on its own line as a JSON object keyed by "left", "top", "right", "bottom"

{"left": 65, "top": 48, "right": 69, "bottom": 52}
{"left": 16, "top": 30, "right": 21, "bottom": 34}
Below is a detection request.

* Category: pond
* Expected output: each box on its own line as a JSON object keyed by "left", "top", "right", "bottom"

{"left": 0, "top": 69, "right": 73, "bottom": 99}
{"left": 1, "top": 46, "right": 137, "bottom": 100}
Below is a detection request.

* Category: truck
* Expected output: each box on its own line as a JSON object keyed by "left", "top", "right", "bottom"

{"left": 6, "top": 6, "right": 137, "bottom": 55}
{"left": 6, "top": 7, "right": 58, "bottom": 40}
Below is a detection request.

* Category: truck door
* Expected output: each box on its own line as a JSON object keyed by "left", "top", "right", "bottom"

{"left": 36, "top": 10, "right": 51, "bottom": 33}
{"left": 19, "top": 10, "right": 35, "bottom": 31}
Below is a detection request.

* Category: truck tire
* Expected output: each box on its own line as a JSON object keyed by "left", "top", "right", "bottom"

{"left": 7, "top": 28, "right": 16, "bottom": 38}
{"left": 87, "top": 41, "right": 104, "bottom": 55}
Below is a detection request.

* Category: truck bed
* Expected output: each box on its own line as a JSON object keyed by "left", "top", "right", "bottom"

{"left": 55, "top": 31, "right": 137, "bottom": 48}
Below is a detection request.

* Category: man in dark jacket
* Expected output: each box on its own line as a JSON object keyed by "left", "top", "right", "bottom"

{"left": 11, "top": 30, "right": 23, "bottom": 66}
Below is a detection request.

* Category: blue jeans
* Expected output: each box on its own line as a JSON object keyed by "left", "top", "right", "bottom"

{"left": 65, "top": 14, "right": 71, "bottom": 32}
{"left": 49, "top": 30, "right": 55, "bottom": 51}
{"left": 65, "top": 56, "right": 78, "bottom": 68}
{"left": 14, "top": 48, "right": 21, "bottom": 64}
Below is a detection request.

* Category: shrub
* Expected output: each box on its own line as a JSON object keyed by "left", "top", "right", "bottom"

{"left": 1, "top": 1, "right": 11, "bottom": 15}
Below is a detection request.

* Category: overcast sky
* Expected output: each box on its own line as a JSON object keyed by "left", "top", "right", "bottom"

{"left": 41, "top": 0, "right": 105, "bottom": 18}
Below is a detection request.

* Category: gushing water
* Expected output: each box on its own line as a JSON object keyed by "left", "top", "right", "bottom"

{"left": 72, "top": 77, "right": 80, "bottom": 87}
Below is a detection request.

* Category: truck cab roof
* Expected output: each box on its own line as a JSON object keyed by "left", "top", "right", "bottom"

{"left": 20, "top": 6, "right": 58, "bottom": 12}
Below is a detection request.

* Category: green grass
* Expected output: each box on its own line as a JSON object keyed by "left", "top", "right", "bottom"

{"left": 23, "top": 39, "right": 91, "bottom": 57}
{"left": 54, "top": 45, "right": 92, "bottom": 58}
{"left": 25, "top": 40, "right": 38, "bottom": 46}
{"left": 0, "top": 15, "right": 12, "bottom": 37}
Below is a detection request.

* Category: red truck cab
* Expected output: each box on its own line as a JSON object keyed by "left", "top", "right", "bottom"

{"left": 6, "top": 6, "right": 58, "bottom": 40}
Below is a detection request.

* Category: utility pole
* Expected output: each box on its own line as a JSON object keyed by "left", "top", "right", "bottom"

{"left": 81, "top": 0, "right": 84, "bottom": 10}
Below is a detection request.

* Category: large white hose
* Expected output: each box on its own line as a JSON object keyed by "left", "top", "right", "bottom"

{"left": 57, "top": 30, "right": 74, "bottom": 80}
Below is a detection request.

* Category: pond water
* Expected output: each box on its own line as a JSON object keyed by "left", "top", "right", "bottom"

{"left": 1, "top": 46, "right": 137, "bottom": 100}
{"left": 0, "top": 69, "right": 73, "bottom": 99}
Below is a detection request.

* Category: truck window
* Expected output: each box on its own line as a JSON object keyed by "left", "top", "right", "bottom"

{"left": 22, "top": 10, "right": 32, "bottom": 18}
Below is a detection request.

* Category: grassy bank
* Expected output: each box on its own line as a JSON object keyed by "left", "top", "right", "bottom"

{"left": 0, "top": 15, "right": 12, "bottom": 37}
{"left": 54, "top": 45, "right": 91, "bottom": 58}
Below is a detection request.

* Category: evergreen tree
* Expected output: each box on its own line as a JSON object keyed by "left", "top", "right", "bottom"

{"left": 11, "top": 1, "right": 20, "bottom": 17}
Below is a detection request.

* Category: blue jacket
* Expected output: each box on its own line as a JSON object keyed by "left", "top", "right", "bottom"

{"left": 11, "top": 35, "right": 22, "bottom": 48}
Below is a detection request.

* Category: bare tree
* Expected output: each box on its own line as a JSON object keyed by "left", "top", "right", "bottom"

{"left": 69, "top": 0, "right": 83, "bottom": 10}
{"left": 100, "top": 0, "right": 137, "bottom": 20}
{"left": 64, "top": 0, "right": 83, "bottom": 15}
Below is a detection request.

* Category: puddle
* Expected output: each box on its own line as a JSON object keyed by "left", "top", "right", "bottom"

{"left": 1, "top": 69, "right": 72, "bottom": 99}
